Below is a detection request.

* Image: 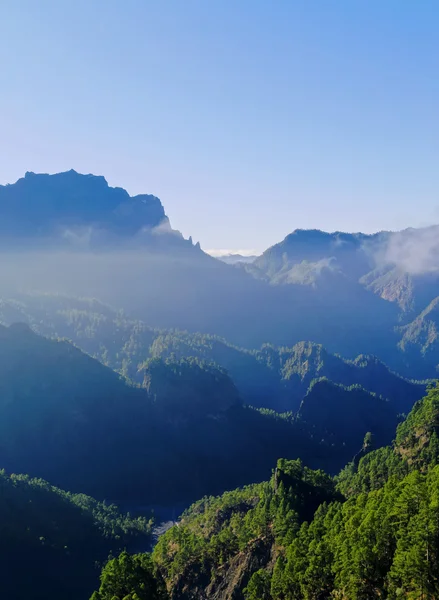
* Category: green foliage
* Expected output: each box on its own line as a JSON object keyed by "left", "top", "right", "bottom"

{"left": 0, "top": 469, "right": 151, "bottom": 546}
{"left": 0, "top": 469, "right": 151, "bottom": 600}
{"left": 153, "top": 459, "right": 338, "bottom": 588}
{"left": 147, "top": 385, "right": 439, "bottom": 600}
{"left": 0, "top": 317, "right": 365, "bottom": 508}
{"left": 91, "top": 551, "right": 167, "bottom": 600}
{"left": 244, "top": 569, "right": 272, "bottom": 600}
{"left": 336, "top": 446, "right": 408, "bottom": 497}
{"left": 279, "top": 467, "right": 439, "bottom": 599}
{"left": 0, "top": 293, "right": 426, "bottom": 415}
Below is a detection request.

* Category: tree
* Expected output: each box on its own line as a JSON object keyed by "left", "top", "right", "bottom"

{"left": 91, "top": 551, "right": 168, "bottom": 600}
{"left": 244, "top": 569, "right": 272, "bottom": 600}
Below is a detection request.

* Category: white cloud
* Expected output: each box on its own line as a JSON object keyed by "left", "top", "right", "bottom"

{"left": 205, "top": 248, "right": 259, "bottom": 258}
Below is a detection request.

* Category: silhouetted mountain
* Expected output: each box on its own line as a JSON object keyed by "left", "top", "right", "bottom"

{"left": 0, "top": 170, "right": 170, "bottom": 244}
{"left": 0, "top": 172, "right": 396, "bottom": 359}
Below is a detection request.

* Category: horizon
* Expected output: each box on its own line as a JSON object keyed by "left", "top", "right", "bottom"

{"left": 4, "top": 167, "right": 439, "bottom": 257}
{"left": 2, "top": 2, "right": 439, "bottom": 253}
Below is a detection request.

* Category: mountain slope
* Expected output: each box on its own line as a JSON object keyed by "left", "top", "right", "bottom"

{"left": 297, "top": 379, "right": 398, "bottom": 459}
{"left": 246, "top": 226, "right": 439, "bottom": 376}
{"left": 0, "top": 294, "right": 425, "bottom": 415}
{"left": 0, "top": 323, "right": 374, "bottom": 505}
{"left": 0, "top": 469, "right": 151, "bottom": 600}
{"left": 121, "top": 385, "right": 439, "bottom": 600}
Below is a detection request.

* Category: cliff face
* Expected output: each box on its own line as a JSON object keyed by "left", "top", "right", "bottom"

{"left": 0, "top": 170, "right": 170, "bottom": 244}
{"left": 171, "top": 538, "right": 274, "bottom": 600}
{"left": 153, "top": 460, "right": 339, "bottom": 600}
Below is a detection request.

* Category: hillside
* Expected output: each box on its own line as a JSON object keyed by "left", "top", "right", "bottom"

{"left": 0, "top": 294, "right": 426, "bottom": 416}
{"left": 0, "top": 322, "right": 382, "bottom": 506}
{"left": 245, "top": 227, "right": 439, "bottom": 377}
{"left": 296, "top": 379, "right": 398, "bottom": 459}
{"left": 249, "top": 227, "right": 439, "bottom": 314}
{"left": 94, "top": 384, "right": 439, "bottom": 600}
{"left": 0, "top": 469, "right": 151, "bottom": 600}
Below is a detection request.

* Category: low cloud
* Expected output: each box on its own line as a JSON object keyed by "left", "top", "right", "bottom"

{"left": 371, "top": 225, "right": 439, "bottom": 275}
{"left": 205, "top": 249, "right": 259, "bottom": 258}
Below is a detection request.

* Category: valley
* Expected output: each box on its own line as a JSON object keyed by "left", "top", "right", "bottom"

{"left": 1, "top": 171, "right": 439, "bottom": 599}
{"left": 4, "top": 2, "right": 439, "bottom": 597}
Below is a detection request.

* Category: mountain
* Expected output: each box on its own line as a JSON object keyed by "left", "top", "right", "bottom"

{"left": 0, "top": 172, "right": 304, "bottom": 348}
{"left": 296, "top": 379, "right": 398, "bottom": 459}
{"left": 0, "top": 294, "right": 425, "bottom": 415}
{"left": 248, "top": 229, "right": 374, "bottom": 283}
{"left": 152, "top": 459, "right": 340, "bottom": 600}
{"left": 246, "top": 226, "right": 439, "bottom": 377}
{"left": 0, "top": 322, "right": 384, "bottom": 506}
{"left": 216, "top": 253, "right": 259, "bottom": 265}
{"left": 0, "top": 469, "right": 151, "bottom": 600}
{"left": 0, "top": 172, "right": 401, "bottom": 361}
{"left": 99, "top": 384, "right": 439, "bottom": 600}
{"left": 3, "top": 171, "right": 439, "bottom": 378}
{"left": 0, "top": 170, "right": 170, "bottom": 244}
{"left": 397, "top": 296, "right": 439, "bottom": 377}
{"left": 249, "top": 227, "right": 439, "bottom": 300}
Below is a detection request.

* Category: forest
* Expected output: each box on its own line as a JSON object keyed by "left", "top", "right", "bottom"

{"left": 1, "top": 172, "right": 439, "bottom": 599}
{"left": 92, "top": 384, "right": 439, "bottom": 600}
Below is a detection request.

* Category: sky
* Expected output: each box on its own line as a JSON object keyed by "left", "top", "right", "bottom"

{"left": 1, "top": 1, "right": 439, "bottom": 254}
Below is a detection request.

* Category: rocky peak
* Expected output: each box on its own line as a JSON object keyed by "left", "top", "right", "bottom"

{"left": 0, "top": 170, "right": 171, "bottom": 243}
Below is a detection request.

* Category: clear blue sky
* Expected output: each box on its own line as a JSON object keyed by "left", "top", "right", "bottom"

{"left": 1, "top": 1, "right": 439, "bottom": 253}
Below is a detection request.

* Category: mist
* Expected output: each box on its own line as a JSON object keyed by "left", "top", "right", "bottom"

{"left": 371, "top": 225, "right": 439, "bottom": 275}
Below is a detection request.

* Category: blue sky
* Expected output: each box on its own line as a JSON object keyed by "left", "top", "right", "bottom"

{"left": 1, "top": 1, "right": 439, "bottom": 253}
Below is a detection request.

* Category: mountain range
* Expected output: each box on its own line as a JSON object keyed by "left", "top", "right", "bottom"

{"left": 0, "top": 293, "right": 426, "bottom": 419}
{"left": 0, "top": 322, "right": 367, "bottom": 507}
{"left": 2, "top": 170, "right": 439, "bottom": 599}
{"left": 1, "top": 170, "right": 439, "bottom": 378}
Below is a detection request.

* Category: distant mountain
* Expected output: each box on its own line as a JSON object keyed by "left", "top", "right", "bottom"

{"left": 216, "top": 253, "right": 259, "bottom": 265}
{"left": 249, "top": 227, "right": 439, "bottom": 311}
{"left": 0, "top": 170, "right": 171, "bottom": 244}
{"left": 2, "top": 171, "right": 439, "bottom": 378}
{"left": 0, "top": 175, "right": 397, "bottom": 359}
{"left": 245, "top": 226, "right": 439, "bottom": 376}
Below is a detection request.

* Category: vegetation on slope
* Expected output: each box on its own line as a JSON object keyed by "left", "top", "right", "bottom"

{"left": 0, "top": 322, "right": 364, "bottom": 506}
{"left": 92, "top": 384, "right": 439, "bottom": 600}
{"left": 0, "top": 469, "right": 151, "bottom": 600}
{"left": 0, "top": 293, "right": 426, "bottom": 415}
